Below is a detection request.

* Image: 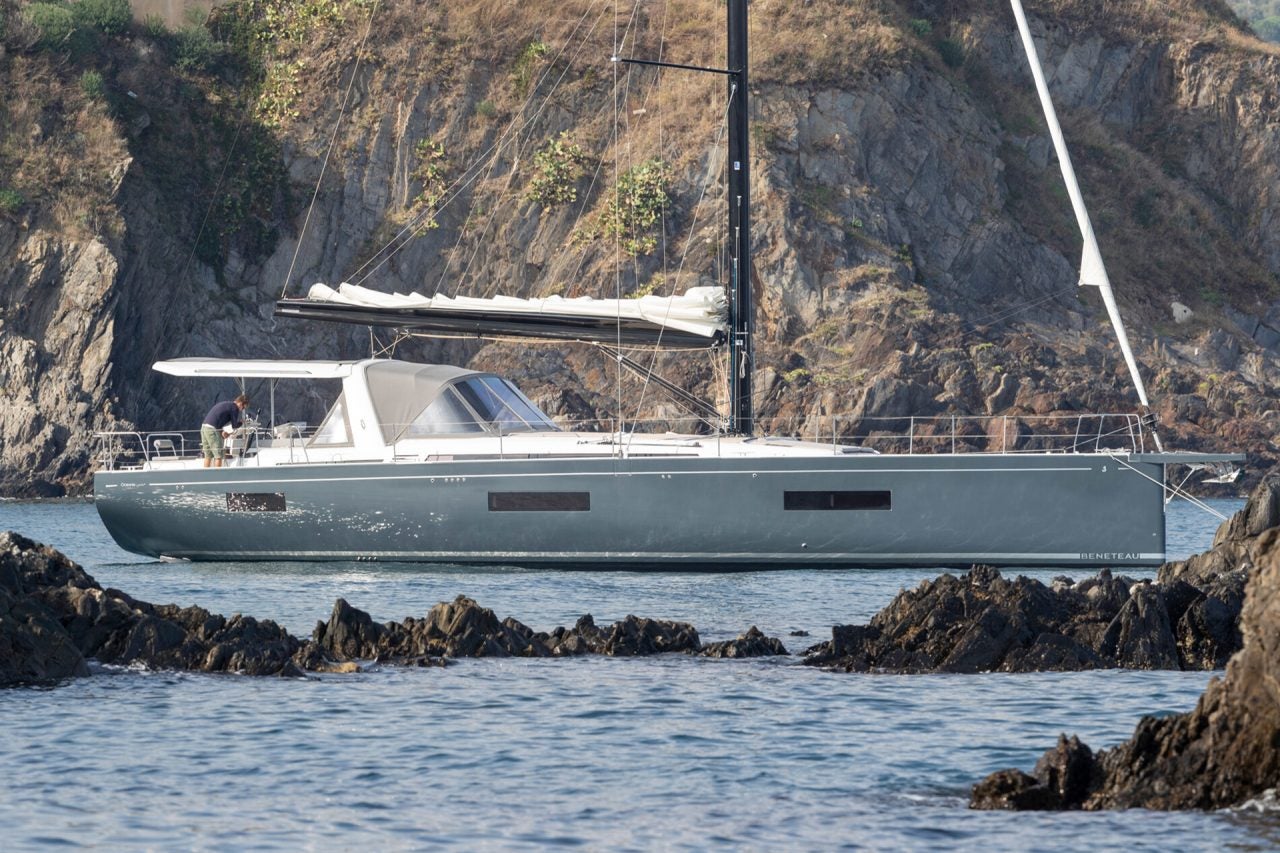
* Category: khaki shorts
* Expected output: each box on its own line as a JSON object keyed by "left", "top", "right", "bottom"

{"left": 201, "top": 425, "right": 225, "bottom": 460}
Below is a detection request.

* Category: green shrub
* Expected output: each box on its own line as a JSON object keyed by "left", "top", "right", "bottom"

{"left": 526, "top": 132, "right": 587, "bottom": 207}
{"left": 937, "top": 38, "right": 964, "bottom": 68}
{"left": 602, "top": 158, "right": 671, "bottom": 256}
{"left": 72, "top": 0, "right": 130, "bottom": 35}
{"left": 1199, "top": 285, "right": 1224, "bottom": 307}
{"left": 512, "top": 40, "right": 548, "bottom": 97}
{"left": 1257, "top": 16, "right": 1280, "bottom": 41}
{"left": 25, "top": 3, "right": 77, "bottom": 48}
{"left": 908, "top": 18, "right": 932, "bottom": 38}
{"left": 474, "top": 99, "right": 496, "bottom": 118}
{"left": 0, "top": 188, "right": 24, "bottom": 214}
{"left": 80, "top": 68, "right": 105, "bottom": 99}
{"left": 1133, "top": 189, "right": 1160, "bottom": 228}
{"left": 410, "top": 138, "right": 449, "bottom": 229}
{"left": 142, "top": 13, "right": 168, "bottom": 38}
{"left": 174, "top": 23, "right": 221, "bottom": 71}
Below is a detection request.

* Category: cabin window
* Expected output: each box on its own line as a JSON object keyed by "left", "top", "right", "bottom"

{"left": 403, "top": 387, "right": 486, "bottom": 437}
{"left": 455, "top": 377, "right": 559, "bottom": 433}
{"left": 488, "top": 492, "right": 590, "bottom": 512}
{"left": 783, "top": 490, "right": 891, "bottom": 511}
{"left": 310, "top": 394, "right": 352, "bottom": 446}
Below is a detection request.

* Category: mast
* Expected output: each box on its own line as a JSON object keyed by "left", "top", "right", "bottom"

{"left": 727, "top": 0, "right": 753, "bottom": 434}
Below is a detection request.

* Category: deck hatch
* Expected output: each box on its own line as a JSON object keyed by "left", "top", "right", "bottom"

{"left": 784, "top": 490, "right": 891, "bottom": 511}
{"left": 226, "top": 492, "right": 287, "bottom": 512}
{"left": 488, "top": 491, "right": 590, "bottom": 512}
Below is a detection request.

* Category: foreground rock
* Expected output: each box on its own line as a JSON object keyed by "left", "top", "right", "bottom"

{"left": 0, "top": 532, "right": 788, "bottom": 685}
{"left": 972, "top": 527, "right": 1280, "bottom": 810}
{"left": 801, "top": 478, "right": 1280, "bottom": 675}
{"left": 305, "top": 596, "right": 705, "bottom": 662}
{"left": 306, "top": 599, "right": 793, "bottom": 663}
{"left": 1, "top": 532, "right": 303, "bottom": 683}
{"left": 699, "top": 626, "right": 789, "bottom": 658}
{"left": 801, "top": 565, "right": 1239, "bottom": 674}
{"left": 971, "top": 477, "right": 1280, "bottom": 810}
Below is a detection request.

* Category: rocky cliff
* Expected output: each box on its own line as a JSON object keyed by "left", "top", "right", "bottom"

{"left": 2, "top": 0, "right": 1280, "bottom": 495}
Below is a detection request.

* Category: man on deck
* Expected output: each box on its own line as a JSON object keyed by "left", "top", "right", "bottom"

{"left": 201, "top": 394, "right": 249, "bottom": 468}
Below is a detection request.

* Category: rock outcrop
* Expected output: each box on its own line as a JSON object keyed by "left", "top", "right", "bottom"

{"left": 971, "top": 527, "right": 1280, "bottom": 810}
{"left": 0, "top": 531, "right": 786, "bottom": 685}
{"left": 804, "top": 477, "right": 1280, "bottom": 674}
{"left": 0, "top": 531, "right": 304, "bottom": 681}
{"left": 308, "top": 596, "right": 705, "bottom": 662}
{"left": 699, "top": 626, "right": 790, "bottom": 658}
{"left": 801, "top": 565, "right": 1239, "bottom": 674}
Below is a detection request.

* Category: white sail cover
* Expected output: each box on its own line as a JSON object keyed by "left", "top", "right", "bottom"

{"left": 154, "top": 358, "right": 355, "bottom": 379}
{"left": 1010, "top": 0, "right": 1150, "bottom": 407}
{"left": 306, "top": 282, "right": 729, "bottom": 339}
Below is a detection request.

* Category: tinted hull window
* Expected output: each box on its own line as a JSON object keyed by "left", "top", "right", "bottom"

{"left": 488, "top": 492, "right": 591, "bottom": 512}
{"left": 784, "top": 491, "right": 891, "bottom": 511}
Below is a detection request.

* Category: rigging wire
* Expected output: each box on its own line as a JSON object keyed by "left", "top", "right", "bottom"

{"left": 608, "top": 0, "right": 647, "bottom": 436}
{"left": 443, "top": 1, "right": 612, "bottom": 298}
{"left": 345, "top": 0, "right": 611, "bottom": 291}
{"left": 279, "top": 0, "right": 383, "bottom": 299}
{"left": 627, "top": 90, "right": 735, "bottom": 434}
{"left": 528, "top": 2, "right": 667, "bottom": 309}
{"left": 456, "top": 5, "right": 614, "bottom": 300}
{"left": 148, "top": 36, "right": 258, "bottom": 371}
{"left": 968, "top": 290, "right": 1066, "bottom": 330}
{"left": 612, "top": 0, "right": 623, "bottom": 436}
{"left": 1109, "top": 456, "right": 1228, "bottom": 522}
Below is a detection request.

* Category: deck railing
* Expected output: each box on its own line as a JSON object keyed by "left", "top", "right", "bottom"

{"left": 93, "top": 420, "right": 316, "bottom": 470}
{"left": 93, "top": 411, "right": 1153, "bottom": 470}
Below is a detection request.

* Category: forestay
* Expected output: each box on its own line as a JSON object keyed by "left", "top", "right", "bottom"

{"left": 1010, "top": 0, "right": 1151, "bottom": 408}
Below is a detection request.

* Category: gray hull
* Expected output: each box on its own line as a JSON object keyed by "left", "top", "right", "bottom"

{"left": 95, "top": 453, "right": 1169, "bottom": 568}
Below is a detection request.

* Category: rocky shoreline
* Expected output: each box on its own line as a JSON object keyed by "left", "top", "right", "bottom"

{"left": 970, "top": 476, "right": 1280, "bottom": 811}
{"left": 3, "top": 530, "right": 1251, "bottom": 687}
{"left": 0, "top": 530, "right": 792, "bottom": 686}
{"left": 800, "top": 477, "right": 1277, "bottom": 675}
{"left": 799, "top": 563, "right": 1241, "bottom": 673}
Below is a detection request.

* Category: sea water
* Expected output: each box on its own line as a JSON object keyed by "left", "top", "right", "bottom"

{"left": 1, "top": 498, "right": 1276, "bottom": 850}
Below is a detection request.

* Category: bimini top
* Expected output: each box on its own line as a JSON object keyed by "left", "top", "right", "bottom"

{"left": 153, "top": 358, "right": 356, "bottom": 379}
{"left": 309, "top": 360, "right": 562, "bottom": 445}
{"left": 274, "top": 282, "right": 728, "bottom": 348}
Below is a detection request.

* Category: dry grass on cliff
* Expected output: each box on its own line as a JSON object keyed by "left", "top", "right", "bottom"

{"left": 960, "top": 0, "right": 1247, "bottom": 42}
{"left": 0, "top": 54, "right": 127, "bottom": 240}
{"left": 753, "top": 0, "right": 913, "bottom": 84}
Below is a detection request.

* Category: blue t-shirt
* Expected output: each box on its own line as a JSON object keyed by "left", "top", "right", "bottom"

{"left": 204, "top": 400, "right": 243, "bottom": 430}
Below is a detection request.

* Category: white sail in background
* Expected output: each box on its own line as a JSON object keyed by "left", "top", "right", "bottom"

{"left": 1010, "top": 0, "right": 1150, "bottom": 408}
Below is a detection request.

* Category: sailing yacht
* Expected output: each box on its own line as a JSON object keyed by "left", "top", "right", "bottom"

{"left": 93, "top": 0, "right": 1238, "bottom": 567}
